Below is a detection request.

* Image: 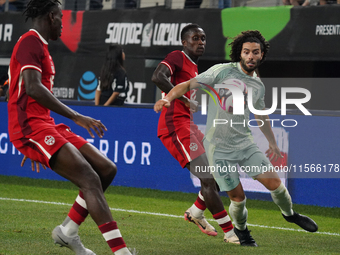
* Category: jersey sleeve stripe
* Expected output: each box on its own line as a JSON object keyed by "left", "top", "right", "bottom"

{"left": 21, "top": 65, "right": 42, "bottom": 73}
{"left": 160, "top": 61, "right": 173, "bottom": 75}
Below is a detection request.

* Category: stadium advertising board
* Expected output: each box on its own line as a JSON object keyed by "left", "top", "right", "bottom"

{"left": 0, "top": 12, "right": 30, "bottom": 58}
{"left": 221, "top": 5, "right": 340, "bottom": 61}
{"left": 267, "top": 5, "right": 340, "bottom": 61}
{"left": 48, "top": 8, "right": 225, "bottom": 102}
{"left": 1, "top": 7, "right": 340, "bottom": 103}
{"left": 1, "top": 6, "right": 339, "bottom": 61}
{"left": 1, "top": 102, "right": 340, "bottom": 207}
{"left": 0, "top": 9, "right": 225, "bottom": 103}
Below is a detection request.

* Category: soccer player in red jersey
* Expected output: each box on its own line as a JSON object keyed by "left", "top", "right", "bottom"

{"left": 152, "top": 24, "right": 239, "bottom": 244}
{"left": 8, "top": 1, "right": 132, "bottom": 254}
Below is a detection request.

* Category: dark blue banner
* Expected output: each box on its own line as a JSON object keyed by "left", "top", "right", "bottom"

{"left": 1, "top": 101, "right": 340, "bottom": 207}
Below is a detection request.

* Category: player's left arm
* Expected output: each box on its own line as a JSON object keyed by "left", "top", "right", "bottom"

{"left": 254, "top": 112, "right": 283, "bottom": 161}
{"left": 23, "top": 69, "right": 106, "bottom": 138}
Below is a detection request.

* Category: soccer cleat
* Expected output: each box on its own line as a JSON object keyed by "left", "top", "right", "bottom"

{"left": 128, "top": 248, "right": 139, "bottom": 255}
{"left": 184, "top": 208, "right": 218, "bottom": 236}
{"left": 234, "top": 227, "right": 258, "bottom": 247}
{"left": 282, "top": 211, "right": 318, "bottom": 232}
{"left": 223, "top": 229, "right": 240, "bottom": 245}
{"left": 52, "top": 225, "right": 96, "bottom": 255}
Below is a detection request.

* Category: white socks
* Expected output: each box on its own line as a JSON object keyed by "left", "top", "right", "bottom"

{"left": 270, "top": 182, "right": 294, "bottom": 216}
{"left": 229, "top": 198, "right": 248, "bottom": 231}
{"left": 115, "top": 247, "right": 132, "bottom": 255}
{"left": 60, "top": 216, "right": 79, "bottom": 237}
{"left": 224, "top": 228, "right": 236, "bottom": 238}
{"left": 189, "top": 191, "right": 206, "bottom": 218}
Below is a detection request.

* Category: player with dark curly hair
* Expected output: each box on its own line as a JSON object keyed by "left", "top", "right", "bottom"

{"left": 9, "top": 0, "right": 133, "bottom": 254}
{"left": 229, "top": 30, "right": 270, "bottom": 64}
{"left": 154, "top": 30, "right": 318, "bottom": 246}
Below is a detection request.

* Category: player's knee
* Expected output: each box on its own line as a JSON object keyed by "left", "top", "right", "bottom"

{"left": 93, "top": 160, "right": 117, "bottom": 191}
{"left": 258, "top": 176, "right": 281, "bottom": 191}
{"left": 81, "top": 171, "right": 105, "bottom": 194}
{"left": 228, "top": 193, "right": 245, "bottom": 202}
{"left": 104, "top": 161, "right": 117, "bottom": 182}
{"left": 268, "top": 178, "right": 282, "bottom": 191}
{"left": 99, "top": 160, "right": 117, "bottom": 181}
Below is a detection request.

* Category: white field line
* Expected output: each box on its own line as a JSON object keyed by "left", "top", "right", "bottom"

{"left": 0, "top": 197, "right": 339, "bottom": 237}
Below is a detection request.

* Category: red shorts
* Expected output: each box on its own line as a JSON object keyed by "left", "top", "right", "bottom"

{"left": 12, "top": 123, "right": 88, "bottom": 169}
{"left": 159, "top": 123, "right": 205, "bottom": 168}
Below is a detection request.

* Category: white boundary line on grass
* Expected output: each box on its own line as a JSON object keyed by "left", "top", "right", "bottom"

{"left": 1, "top": 197, "right": 339, "bottom": 237}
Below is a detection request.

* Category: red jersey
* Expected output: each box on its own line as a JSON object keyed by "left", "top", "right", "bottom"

{"left": 158, "top": 50, "right": 198, "bottom": 136}
{"left": 8, "top": 29, "right": 56, "bottom": 141}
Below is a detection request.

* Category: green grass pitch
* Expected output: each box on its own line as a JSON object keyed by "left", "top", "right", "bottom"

{"left": 0, "top": 175, "right": 339, "bottom": 255}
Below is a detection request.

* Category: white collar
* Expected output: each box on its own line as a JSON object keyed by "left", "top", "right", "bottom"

{"left": 182, "top": 51, "right": 197, "bottom": 66}
{"left": 29, "top": 29, "right": 48, "bottom": 45}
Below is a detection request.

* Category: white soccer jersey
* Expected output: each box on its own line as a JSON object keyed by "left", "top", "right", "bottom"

{"left": 196, "top": 62, "right": 266, "bottom": 152}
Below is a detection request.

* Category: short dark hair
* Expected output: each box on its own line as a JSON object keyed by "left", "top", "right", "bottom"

{"left": 24, "top": 0, "right": 61, "bottom": 22}
{"left": 181, "top": 23, "right": 203, "bottom": 41}
{"left": 229, "top": 30, "right": 270, "bottom": 64}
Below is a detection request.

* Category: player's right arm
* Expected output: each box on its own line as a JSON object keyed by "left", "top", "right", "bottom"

{"left": 254, "top": 112, "right": 283, "bottom": 161}
{"left": 154, "top": 78, "right": 200, "bottom": 113}
{"left": 23, "top": 69, "right": 106, "bottom": 138}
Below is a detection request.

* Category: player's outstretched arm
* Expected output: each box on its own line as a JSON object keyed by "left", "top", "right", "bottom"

{"left": 254, "top": 113, "right": 283, "bottom": 161}
{"left": 153, "top": 79, "right": 199, "bottom": 113}
{"left": 23, "top": 69, "right": 106, "bottom": 138}
{"left": 152, "top": 64, "right": 197, "bottom": 108}
{"left": 73, "top": 114, "right": 107, "bottom": 138}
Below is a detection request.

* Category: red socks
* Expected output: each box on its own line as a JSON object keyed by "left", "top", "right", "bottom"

{"left": 68, "top": 191, "right": 89, "bottom": 225}
{"left": 213, "top": 210, "right": 234, "bottom": 233}
{"left": 99, "top": 221, "right": 127, "bottom": 253}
